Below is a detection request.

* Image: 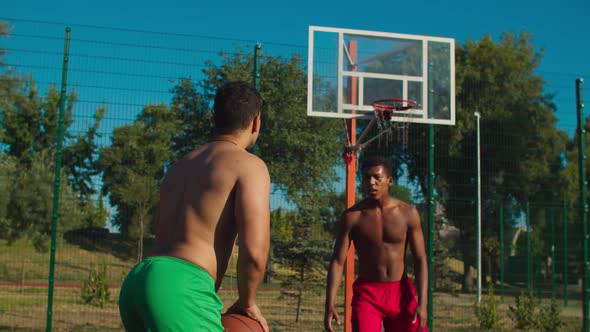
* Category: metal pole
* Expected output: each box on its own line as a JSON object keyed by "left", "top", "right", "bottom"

{"left": 427, "top": 65, "right": 435, "bottom": 330}
{"left": 253, "top": 42, "right": 272, "bottom": 284}
{"left": 474, "top": 111, "right": 482, "bottom": 303}
{"left": 550, "top": 207, "right": 556, "bottom": 299}
{"left": 427, "top": 124, "right": 434, "bottom": 330}
{"left": 499, "top": 204, "right": 504, "bottom": 301}
{"left": 576, "top": 77, "right": 589, "bottom": 332}
{"left": 562, "top": 198, "right": 569, "bottom": 307}
{"left": 526, "top": 202, "right": 532, "bottom": 292}
{"left": 253, "top": 42, "right": 261, "bottom": 90}
{"left": 46, "top": 27, "right": 70, "bottom": 332}
{"left": 344, "top": 41, "right": 358, "bottom": 332}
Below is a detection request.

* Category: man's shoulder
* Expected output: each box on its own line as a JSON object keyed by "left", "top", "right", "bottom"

{"left": 341, "top": 201, "right": 368, "bottom": 224}
{"left": 224, "top": 150, "right": 270, "bottom": 185}
{"left": 389, "top": 198, "right": 417, "bottom": 213}
{"left": 237, "top": 150, "right": 269, "bottom": 172}
{"left": 388, "top": 199, "right": 420, "bottom": 225}
{"left": 344, "top": 200, "right": 367, "bottom": 214}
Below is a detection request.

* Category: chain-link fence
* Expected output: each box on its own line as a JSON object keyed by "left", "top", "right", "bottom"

{"left": 0, "top": 18, "right": 586, "bottom": 331}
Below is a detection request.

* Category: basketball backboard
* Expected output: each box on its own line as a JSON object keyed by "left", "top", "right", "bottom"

{"left": 307, "top": 26, "right": 455, "bottom": 125}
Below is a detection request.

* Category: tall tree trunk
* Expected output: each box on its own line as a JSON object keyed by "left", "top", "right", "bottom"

{"left": 487, "top": 254, "right": 493, "bottom": 285}
{"left": 463, "top": 258, "right": 475, "bottom": 292}
{"left": 461, "top": 233, "right": 475, "bottom": 292}
{"left": 264, "top": 246, "right": 273, "bottom": 284}
{"left": 295, "top": 265, "right": 304, "bottom": 322}
{"left": 137, "top": 214, "right": 144, "bottom": 262}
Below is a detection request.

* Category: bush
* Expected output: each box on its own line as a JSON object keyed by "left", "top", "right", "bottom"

{"left": 509, "top": 291, "right": 539, "bottom": 330}
{"left": 474, "top": 283, "right": 500, "bottom": 329}
{"left": 81, "top": 263, "right": 110, "bottom": 307}
{"left": 539, "top": 299, "right": 563, "bottom": 332}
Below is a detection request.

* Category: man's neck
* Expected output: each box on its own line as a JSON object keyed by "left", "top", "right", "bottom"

{"left": 365, "top": 195, "right": 392, "bottom": 209}
{"left": 211, "top": 134, "right": 248, "bottom": 149}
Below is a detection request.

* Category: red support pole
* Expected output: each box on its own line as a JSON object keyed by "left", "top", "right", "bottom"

{"left": 344, "top": 40, "right": 357, "bottom": 332}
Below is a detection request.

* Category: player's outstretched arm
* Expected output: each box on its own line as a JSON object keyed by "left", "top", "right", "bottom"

{"left": 324, "top": 212, "right": 354, "bottom": 332}
{"left": 233, "top": 155, "right": 271, "bottom": 332}
{"left": 408, "top": 206, "right": 428, "bottom": 330}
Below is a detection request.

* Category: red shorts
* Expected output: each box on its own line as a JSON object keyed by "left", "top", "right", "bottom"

{"left": 352, "top": 277, "right": 427, "bottom": 332}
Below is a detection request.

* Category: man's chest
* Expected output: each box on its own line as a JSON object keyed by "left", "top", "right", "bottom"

{"left": 352, "top": 213, "right": 408, "bottom": 244}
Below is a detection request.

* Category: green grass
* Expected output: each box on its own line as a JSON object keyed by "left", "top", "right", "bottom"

{"left": 0, "top": 237, "right": 584, "bottom": 331}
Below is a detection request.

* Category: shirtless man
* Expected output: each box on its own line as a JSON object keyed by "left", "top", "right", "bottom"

{"left": 118, "top": 81, "right": 270, "bottom": 332}
{"left": 324, "top": 156, "right": 428, "bottom": 332}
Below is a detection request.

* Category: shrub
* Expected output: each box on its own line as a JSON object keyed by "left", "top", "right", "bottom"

{"left": 539, "top": 299, "right": 563, "bottom": 332}
{"left": 81, "top": 263, "right": 110, "bottom": 307}
{"left": 474, "top": 283, "right": 500, "bottom": 329}
{"left": 509, "top": 291, "right": 539, "bottom": 330}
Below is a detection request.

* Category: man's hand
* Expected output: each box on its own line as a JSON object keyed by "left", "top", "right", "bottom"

{"left": 226, "top": 300, "right": 269, "bottom": 332}
{"left": 324, "top": 305, "right": 341, "bottom": 332}
{"left": 412, "top": 303, "right": 427, "bottom": 331}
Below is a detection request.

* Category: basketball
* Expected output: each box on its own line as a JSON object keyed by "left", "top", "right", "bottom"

{"left": 221, "top": 313, "right": 263, "bottom": 332}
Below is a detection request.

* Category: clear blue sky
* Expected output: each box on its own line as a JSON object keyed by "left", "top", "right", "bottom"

{"left": 3, "top": 0, "right": 588, "bottom": 231}
{"left": 4, "top": 0, "right": 589, "bottom": 133}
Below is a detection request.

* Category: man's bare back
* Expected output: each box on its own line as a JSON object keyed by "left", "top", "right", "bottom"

{"left": 151, "top": 140, "right": 268, "bottom": 287}
{"left": 346, "top": 197, "right": 418, "bottom": 282}
{"left": 118, "top": 81, "right": 270, "bottom": 332}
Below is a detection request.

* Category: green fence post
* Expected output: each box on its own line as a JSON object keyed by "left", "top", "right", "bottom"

{"left": 253, "top": 42, "right": 271, "bottom": 284}
{"left": 475, "top": 111, "right": 482, "bottom": 303}
{"left": 576, "top": 77, "right": 589, "bottom": 332}
{"left": 45, "top": 26, "right": 70, "bottom": 332}
{"left": 427, "top": 123, "right": 434, "bottom": 331}
{"left": 499, "top": 204, "right": 504, "bottom": 301}
{"left": 251, "top": 42, "right": 262, "bottom": 158}
{"left": 427, "top": 64, "right": 435, "bottom": 330}
{"left": 253, "top": 42, "right": 261, "bottom": 90}
{"left": 526, "top": 201, "right": 531, "bottom": 292}
{"left": 550, "top": 207, "right": 556, "bottom": 299}
{"left": 563, "top": 198, "right": 568, "bottom": 306}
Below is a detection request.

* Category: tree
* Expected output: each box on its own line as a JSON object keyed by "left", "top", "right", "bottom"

{"left": 0, "top": 81, "right": 108, "bottom": 225}
{"left": 392, "top": 32, "right": 568, "bottom": 291}
{"left": 553, "top": 116, "right": 590, "bottom": 277}
{"left": 272, "top": 194, "right": 334, "bottom": 322}
{"left": 181, "top": 49, "right": 344, "bottom": 200}
{"left": 0, "top": 155, "right": 17, "bottom": 239}
{"left": 0, "top": 83, "right": 75, "bottom": 162}
{"left": 63, "top": 106, "right": 106, "bottom": 202}
{"left": 445, "top": 32, "right": 567, "bottom": 291}
{"left": 99, "top": 104, "right": 179, "bottom": 259}
{"left": 169, "top": 77, "right": 211, "bottom": 159}
{"left": 2, "top": 151, "right": 88, "bottom": 251}
{"left": 0, "top": 21, "right": 108, "bottom": 243}
{"left": 0, "top": 21, "right": 25, "bottom": 116}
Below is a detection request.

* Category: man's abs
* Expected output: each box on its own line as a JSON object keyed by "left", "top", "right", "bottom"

{"left": 356, "top": 243, "right": 407, "bottom": 281}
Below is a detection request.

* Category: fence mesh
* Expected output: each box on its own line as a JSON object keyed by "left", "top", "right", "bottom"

{"left": 0, "top": 18, "right": 586, "bottom": 331}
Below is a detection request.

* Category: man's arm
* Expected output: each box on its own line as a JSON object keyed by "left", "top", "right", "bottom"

{"left": 407, "top": 206, "right": 428, "bottom": 329}
{"left": 324, "top": 212, "right": 353, "bottom": 332}
{"left": 233, "top": 156, "right": 271, "bottom": 329}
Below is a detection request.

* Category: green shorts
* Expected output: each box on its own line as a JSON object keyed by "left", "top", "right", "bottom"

{"left": 118, "top": 256, "right": 223, "bottom": 332}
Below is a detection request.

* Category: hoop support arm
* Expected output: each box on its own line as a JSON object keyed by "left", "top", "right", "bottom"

{"left": 356, "top": 124, "right": 396, "bottom": 151}
{"left": 356, "top": 118, "right": 376, "bottom": 147}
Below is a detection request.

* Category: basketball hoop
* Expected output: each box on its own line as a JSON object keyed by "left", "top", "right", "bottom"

{"left": 342, "top": 98, "right": 416, "bottom": 164}
{"left": 372, "top": 98, "right": 416, "bottom": 147}
{"left": 372, "top": 98, "right": 417, "bottom": 112}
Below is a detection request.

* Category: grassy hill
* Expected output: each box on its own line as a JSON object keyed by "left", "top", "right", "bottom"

{"left": 0, "top": 235, "right": 583, "bottom": 331}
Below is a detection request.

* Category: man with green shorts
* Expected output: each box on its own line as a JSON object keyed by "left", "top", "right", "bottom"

{"left": 119, "top": 81, "right": 270, "bottom": 332}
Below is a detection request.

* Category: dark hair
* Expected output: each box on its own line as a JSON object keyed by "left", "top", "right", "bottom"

{"left": 361, "top": 155, "right": 392, "bottom": 177}
{"left": 213, "top": 81, "right": 263, "bottom": 134}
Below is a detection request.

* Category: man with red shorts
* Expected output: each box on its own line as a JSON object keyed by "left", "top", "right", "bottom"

{"left": 324, "top": 156, "right": 428, "bottom": 332}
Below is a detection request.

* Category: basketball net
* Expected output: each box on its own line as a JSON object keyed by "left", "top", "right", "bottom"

{"left": 342, "top": 99, "right": 415, "bottom": 165}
